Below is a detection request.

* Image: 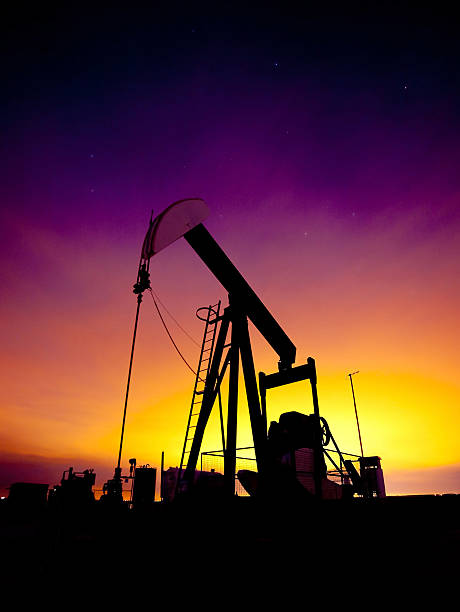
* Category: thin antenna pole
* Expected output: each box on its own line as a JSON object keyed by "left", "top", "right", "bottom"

{"left": 348, "top": 371, "right": 364, "bottom": 457}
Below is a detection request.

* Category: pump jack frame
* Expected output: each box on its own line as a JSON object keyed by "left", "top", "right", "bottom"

{"left": 180, "top": 301, "right": 324, "bottom": 499}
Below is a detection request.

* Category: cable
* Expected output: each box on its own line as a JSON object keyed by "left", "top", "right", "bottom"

{"left": 117, "top": 287, "right": 143, "bottom": 470}
{"left": 148, "top": 289, "right": 203, "bottom": 380}
{"left": 150, "top": 289, "right": 200, "bottom": 347}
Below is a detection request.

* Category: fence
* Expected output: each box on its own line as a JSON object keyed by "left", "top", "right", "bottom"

{"left": 201, "top": 445, "right": 362, "bottom": 494}
{"left": 201, "top": 447, "right": 256, "bottom": 496}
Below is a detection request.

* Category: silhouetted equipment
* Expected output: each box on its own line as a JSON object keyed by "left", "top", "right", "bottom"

{"left": 141, "top": 198, "right": 365, "bottom": 499}
{"left": 238, "top": 411, "right": 351, "bottom": 500}
{"left": 101, "top": 458, "right": 157, "bottom": 508}
{"left": 101, "top": 467, "right": 124, "bottom": 505}
{"left": 162, "top": 467, "right": 224, "bottom": 502}
{"left": 49, "top": 467, "right": 96, "bottom": 508}
{"left": 359, "top": 456, "right": 386, "bottom": 498}
{"left": 106, "top": 254, "right": 153, "bottom": 504}
{"left": 4, "top": 199, "right": 388, "bottom": 518}
{"left": 7, "top": 482, "right": 49, "bottom": 510}
{"left": 104, "top": 197, "right": 385, "bottom": 504}
{"left": 343, "top": 459, "right": 363, "bottom": 494}
{"left": 132, "top": 466, "right": 156, "bottom": 508}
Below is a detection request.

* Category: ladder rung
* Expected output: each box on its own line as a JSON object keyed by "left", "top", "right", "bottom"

{"left": 189, "top": 425, "right": 197, "bottom": 429}
{"left": 223, "top": 343, "right": 232, "bottom": 348}
{"left": 195, "top": 390, "right": 204, "bottom": 395}
{"left": 191, "top": 412, "right": 200, "bottom": 416}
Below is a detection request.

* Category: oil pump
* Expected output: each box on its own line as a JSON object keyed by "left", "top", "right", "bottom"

{"left": 140, "top": 198, "right": 380, "bottom": 500}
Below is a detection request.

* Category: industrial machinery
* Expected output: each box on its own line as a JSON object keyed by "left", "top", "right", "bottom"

{"left": 7, "top": 482, "right": 49, "bottom": 510}
{"left": 48, "top": 467, "right": 96, "bottom": 508}
{"left": 101, "top": 458, "right": 156, "bottom": 508}
{"left": 131, "top": 465, "right": 157, "bottom": 508}
{"left": 162, "top": 467, "right": 224, "bottom": 502}
{"left": 137, "top": 198, "right": 385, "bottom": 501}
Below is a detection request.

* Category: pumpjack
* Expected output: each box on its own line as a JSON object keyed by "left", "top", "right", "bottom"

{"left": 137, "top": 198, "right": 385, "bottom": 502}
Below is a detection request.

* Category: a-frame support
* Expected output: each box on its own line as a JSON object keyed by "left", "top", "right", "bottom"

{"left": 181, "top": 298, "right": 267, "bottom": 497}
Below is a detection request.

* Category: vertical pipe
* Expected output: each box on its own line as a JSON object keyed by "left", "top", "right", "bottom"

{"left": 259, "top": 373, "right": 267, "bottom": 436}
{"left": 349, "top": 372, "right": 364, "bottom": 457}
{"left": 218, "top": 389, "right": 226, "bottom": 453}
{"left": 308, "top": 357, "right": 322, "bottom": 500}
{"left": 238, "top": 316, "right": 266, "bottom": 476}
{"left": 225, "top": 334, "right": 239, "bottom": 497}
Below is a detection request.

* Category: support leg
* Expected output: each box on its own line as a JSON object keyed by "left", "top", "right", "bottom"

{"left": 225, "top": 339, "right": 239, "bottom": 497}
{"left": 238, "top": 316, "right": 266, "bottom": 476}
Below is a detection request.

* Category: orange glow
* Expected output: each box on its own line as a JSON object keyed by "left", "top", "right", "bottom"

{"left": 1, "top": 203, "right": 459, "bottom": 496}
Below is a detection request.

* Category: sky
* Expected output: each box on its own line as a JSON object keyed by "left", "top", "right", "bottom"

{"left": 1, "top": 2, "right": 459, "bottom": 497}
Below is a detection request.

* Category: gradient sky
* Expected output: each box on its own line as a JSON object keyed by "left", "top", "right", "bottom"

{"left": 1, "top": 3, "right": 459, "bottom": 496}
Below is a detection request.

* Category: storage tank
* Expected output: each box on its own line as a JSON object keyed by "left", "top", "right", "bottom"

{"left": 132, "top": 467, "right": 156, "bottom": 507}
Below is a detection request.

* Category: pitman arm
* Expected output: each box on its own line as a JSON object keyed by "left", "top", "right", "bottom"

{"left": 184, "top": 224, "right": 296, "bottom": 369}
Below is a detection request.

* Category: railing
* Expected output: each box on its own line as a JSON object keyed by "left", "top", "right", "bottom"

{"left": 323, "top": 447, "right": 361, "bottom": 484}
{"left": 200, "top": 445, "right": 362, "bottom": 492}
{"left": 201, "top": 447, "right": 256, "bottom": 496}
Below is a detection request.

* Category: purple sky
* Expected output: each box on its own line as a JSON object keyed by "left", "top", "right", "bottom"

{"left": 1, "top": 4, "right": 459, "bottom": 495}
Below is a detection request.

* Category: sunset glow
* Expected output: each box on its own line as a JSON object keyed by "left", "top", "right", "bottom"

{"left": 1, "top": 6, "right": 459, "bottom": 497}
